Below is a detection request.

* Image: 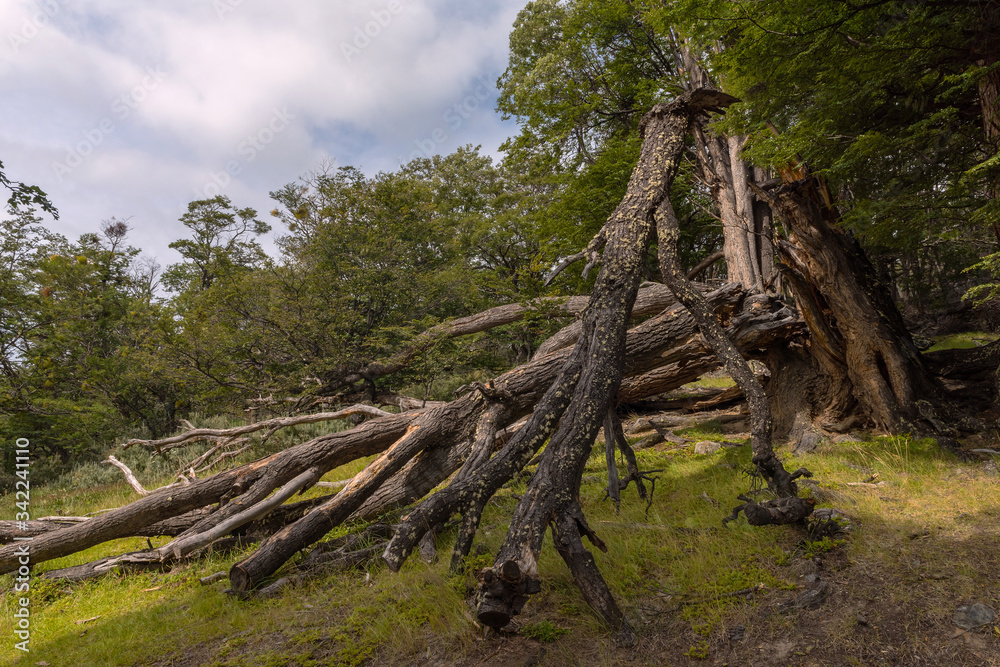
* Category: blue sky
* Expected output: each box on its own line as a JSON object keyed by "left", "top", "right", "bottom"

{"left": 0, "top": 0, "right": 524, "bottom": 268}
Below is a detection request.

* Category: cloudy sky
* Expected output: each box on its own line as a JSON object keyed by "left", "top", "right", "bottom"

{"left": 0, "top": 0, "right": 525, "bottom": 267}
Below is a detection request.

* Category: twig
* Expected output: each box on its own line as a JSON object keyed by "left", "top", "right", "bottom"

{"left": 200, "top": 571, "right": 228, "bottom": 586}
{"left": 125, "top": 405, "right": 393, "bottom": 453}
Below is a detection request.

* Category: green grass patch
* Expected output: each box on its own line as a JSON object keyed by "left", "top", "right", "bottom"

{"left": 4, "top": 424, "right": 1000, "bottom": 664}
{"left": 927, "top": 331, "right": 998, "bottom": 351}
{"left": 521, "top": 620, "right": 570, "bottom": 642}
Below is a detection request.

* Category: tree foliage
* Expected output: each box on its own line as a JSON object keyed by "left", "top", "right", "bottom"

{"left": 3, "top": 1, "right": 999, "bottom": 473}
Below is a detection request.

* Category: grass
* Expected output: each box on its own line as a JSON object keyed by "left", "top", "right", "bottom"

{"left": 3, "top": 422, "right": 1000, "bottom": 665}
{"left": 927, "top": 331, "right": 999, "bottom": 352}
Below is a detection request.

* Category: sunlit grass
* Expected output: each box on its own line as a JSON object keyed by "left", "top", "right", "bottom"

{"left": 680, "top": 374, "right": 736, "bottom": 390}
{"left": 927, "top": 331, "right": 998, "bottom": 351}
{"left": 3, "top": 423, "right": 999, "bottom": 665}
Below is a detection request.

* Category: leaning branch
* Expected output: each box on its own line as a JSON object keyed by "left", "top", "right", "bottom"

{"left": 543, "top": 227, "right": 609, "bottom": 286}
{"left": 125, "top": 404, "right": 393, "bottom": 452}
{"left": 104, "top": 456, "right": 151, "bottom": 496}
{"left": 158, "top": 467, "right": 321, "bottom": 561}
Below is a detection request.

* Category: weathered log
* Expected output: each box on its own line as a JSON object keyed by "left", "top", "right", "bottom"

{"left": 231, "top": 281, "right": 800, "bottom": 590}
{"left": 35, "top": 498, "right": 340, "bottom": 583}
{"left": 448, "top": 404, "right": 513, "bottom": 571}
{"left": 723, "top": 495, "right": 816, "bottom": 526}
{"left": 379, "top": 285, "right": 799, "bottom": 575}
{"left": 159, "top": 467, "right": 321, "bottom": 561}
{"left": 0, "top": 509, "right": 217, "bottom": 545}
{"left": 351, "top": 418, "right": 524, "bottom": 523}
{"left": 532, "top": 281, "right": 712, "bottom": 359}
{"left": 0, "top": 413, "right": 415, "bottom": 572}
{"left": 465, "top": 89, "right": 739, "bottom": 639}
{"left": 0, "top": 281, "right": 800, "bottom": 577}
{"left": 39, "top": 550, "right": 165, "bottom": 583}
{"left": 229, "top": 399, "right": 486, "bottom": 591}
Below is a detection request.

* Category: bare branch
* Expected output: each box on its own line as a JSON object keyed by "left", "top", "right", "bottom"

{"left": 104, "top": 456, "right": 150, "bottom": 496}
{"left": 125, "top": 405, "right": 393, "bottom": 453}
{"left": 158, "top": 467, "right": 321, "bottom": 561}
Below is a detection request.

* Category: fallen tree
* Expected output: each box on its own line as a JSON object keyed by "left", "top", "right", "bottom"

{"left": 6, "top": 90, "right": 995, "bottom": 643}
{"left": 0, "top": 280, "right": 800, "bottom": 571}
{"left": 0, "top": 93, "right": 814, "bottom": 634}
{"left": 0, "top": 92, "right": 813, "bottom": 644}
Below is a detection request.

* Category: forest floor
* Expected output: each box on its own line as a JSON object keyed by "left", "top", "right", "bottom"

{"left": 3, "top": 400, "right": 1000, "bottom": 666}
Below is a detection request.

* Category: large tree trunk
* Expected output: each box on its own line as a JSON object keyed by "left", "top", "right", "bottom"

{"left": 759, "top": 175, "right": 959, "bottom": 433}
{"left": 672, "top": 44, "right": 967, "bottom": 436}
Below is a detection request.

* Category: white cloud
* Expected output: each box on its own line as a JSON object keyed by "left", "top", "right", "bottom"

{"left": 1, "top": 0, "right": 524, "bottom": 264}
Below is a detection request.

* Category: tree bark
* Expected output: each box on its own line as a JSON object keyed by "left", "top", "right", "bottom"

{"left": 679, "top": 46, "right": 775, "bottom": 292}
{"left": 760, "top": 175, "right": 954, "bottom": 432}
{"left": 459, "top": 90, "right": 739, "bottom": 641}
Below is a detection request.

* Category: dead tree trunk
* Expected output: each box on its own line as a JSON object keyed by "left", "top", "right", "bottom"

{"left": 757, "top": 175, "right": 961, "bottom": 433}
{"left": 655, "top": 195, "right": 805, "bottom": 497}
{"left": 679, "top": 46, "right": 776, "bottom": 292}
{"left": 464, "top": 91, "right": 735, "bottom": 642}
